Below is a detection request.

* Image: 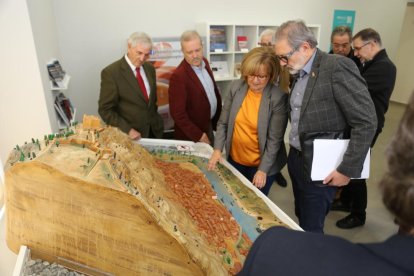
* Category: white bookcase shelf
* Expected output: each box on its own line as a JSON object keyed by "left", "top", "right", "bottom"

{"left": 50, "top": 74, "right": 71, "bottom": 90}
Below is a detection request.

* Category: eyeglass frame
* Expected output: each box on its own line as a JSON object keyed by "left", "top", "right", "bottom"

{"left": 247, "top": 74, "right": 269, "bottom": 81}
{"left": 353, "top": 41, "right": 371, "bottom": 51}
{"left": 276, "top": 46, "right": 299, "bottom": 63}
{"left": 258, "top": 42, "right": 274, "bottom": 47}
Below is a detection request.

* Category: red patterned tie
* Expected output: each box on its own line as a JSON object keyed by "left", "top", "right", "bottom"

{"left": 136, "top": 67, "right": 149, "bottom": 102}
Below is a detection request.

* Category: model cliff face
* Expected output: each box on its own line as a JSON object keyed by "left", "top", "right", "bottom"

{"left": 4, "top": 115, "right": 288, "bottom": 275}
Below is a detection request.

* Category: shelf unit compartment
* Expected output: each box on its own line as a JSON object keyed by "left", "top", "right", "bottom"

{"left": 235, "top": 25, "right": 257, "bottom": 52}
{"left": 208, "top": 25, "right": 234, "bottom": 53}
{"left": 209, "top": 53, "right": 234, "bottom": 81}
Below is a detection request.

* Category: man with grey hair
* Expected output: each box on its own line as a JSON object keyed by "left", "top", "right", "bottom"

{"left": 169, "top": 30, "right": 221, "bottom": 145}
{"left": 99, "top": 32, "right": 163, "bottom": 139}
{"left": 273, "top": 20, "right": 377, "bottom": 233}
{"left": 259, "top": 28, "right": 276, "bottom": 46}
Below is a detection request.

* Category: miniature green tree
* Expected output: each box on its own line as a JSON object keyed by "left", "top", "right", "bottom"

{"left": 19, "top": 152, "right": 25, "bottom": 162}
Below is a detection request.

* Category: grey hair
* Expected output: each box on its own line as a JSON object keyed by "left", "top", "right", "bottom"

{"left": 260, "top": 28, "right": 276, "bottom": 43}
{"left": 275, "top": 20, "right": 318, "bottom": 49}
{"left": 180, "top": 30, "right": 202, "bottom": 47}
{"left": 127, "top": 32, "right": 153, "bottom": 48}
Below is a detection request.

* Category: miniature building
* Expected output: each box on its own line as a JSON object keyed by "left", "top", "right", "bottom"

{"left": 82, "top": 114, "right": 101, "bottom": 129}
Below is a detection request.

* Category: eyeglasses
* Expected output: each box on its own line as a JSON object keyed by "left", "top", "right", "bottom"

{"left": 276, "top": 47, "right": 298, "bottom": 63}
{"left": 248, "top": 75, "right": 268, "bottom": 81}
{"left": 353, "top": 41, "right": 371, "bottom": 51}
{"left": 332, "top": 43, "right": 350, "bottom": 49}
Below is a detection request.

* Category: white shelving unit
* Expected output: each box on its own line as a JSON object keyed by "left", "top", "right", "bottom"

{"left": 50, "top": 74, "right": 71, "bottom": 90}
{"left": 196, "top": 23, "right": 321, "bottom": 97}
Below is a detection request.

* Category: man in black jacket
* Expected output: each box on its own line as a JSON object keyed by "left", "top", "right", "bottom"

{"left": 334, "top": 28, "right": 397, "bottom": 229}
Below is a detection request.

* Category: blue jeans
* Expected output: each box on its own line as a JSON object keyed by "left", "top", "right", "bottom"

{"left": 228, "top": 156, "right": 276, "bottom": 196}
{"left": 288, "top": 147, "right": 336, "bottom": 233}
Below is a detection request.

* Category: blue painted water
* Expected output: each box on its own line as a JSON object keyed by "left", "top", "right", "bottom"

{"left": 200, "top": 166, "right": 260, "bottom": 241}
{"left": 143, "top": 145, "right": 260, "bottom": 241}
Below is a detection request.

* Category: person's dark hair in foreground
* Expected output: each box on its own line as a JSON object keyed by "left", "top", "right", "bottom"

{"left": 238, "top": 92, "right": 414, "bottom": 276}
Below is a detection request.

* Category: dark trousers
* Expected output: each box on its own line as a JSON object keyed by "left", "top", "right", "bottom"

{"left": 228, "top": 156, "right": 276, "bottom": 196}
{"left": 339, "top": 179, "right": 367, "bottom": 220}
{"left": 287, "top": 147, "right": 337, "bottom": 233}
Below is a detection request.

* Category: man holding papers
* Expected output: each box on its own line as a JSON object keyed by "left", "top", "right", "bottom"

{"left": 274, "top": 20, "right": 377, "bottom": 233}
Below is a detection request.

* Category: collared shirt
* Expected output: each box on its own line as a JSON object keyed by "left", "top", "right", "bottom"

{"left": 289, "top": 50, "right": 317, "bottom": 150}
{"left": 124, "top": 54, "right": 150, "bottom": 97}
{"left": 191, "top": 60, "right": 217, "bottom": 119}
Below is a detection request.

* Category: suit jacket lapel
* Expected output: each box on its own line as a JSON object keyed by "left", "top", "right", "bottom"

{"left": 300, "top": 49, "right": 321, "bottom": 117}
{"left": 120, "top": 57, "right": 140, "bottom": 92}
{"left": 183, "top": 60, "right": 210, "bottom": 102}
{"left": 120, "top": 57, "right": 150, "bottom": 105}
{"left": 142, "top": 63, "right": 155, "bottom": 104}
{"left": 258, "top": 84, "right": 271, "bottom": 151}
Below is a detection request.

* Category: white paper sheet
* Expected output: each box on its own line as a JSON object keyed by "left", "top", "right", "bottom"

{"left": 311, "top": 139, "right": 370, "bottom": 181}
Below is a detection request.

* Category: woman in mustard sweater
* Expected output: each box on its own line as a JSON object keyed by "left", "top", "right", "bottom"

{"left": 208, "top": 47, "right": 288, "bottom": 195}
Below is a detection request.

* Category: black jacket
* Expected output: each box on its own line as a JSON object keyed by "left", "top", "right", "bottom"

{"left": 360, "top": 49, "right": 396, "bottom": 146}
{"left": 238, "top": 226, "right": 414, "bottom": 276}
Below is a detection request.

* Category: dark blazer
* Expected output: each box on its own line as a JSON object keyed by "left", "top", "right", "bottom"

{"left": 214, "top": 80, "right": 288, "bottom": 176}
{"left": 238, "top": 226, "right": 414, "bottom": 276}
{"left": 168, "top": 57, "right": 222, "bottom": 142}
{"left": 298, "top": 49, "right": 377, "bottom": 177}
{"left": 360, "top": 49, "right": 396, "bottom": 145}
{"left": 329, "top": 48, "right": 361, "bottom": 67}
{"left": 98, "top": 57, "right": 163, "bottom": 138}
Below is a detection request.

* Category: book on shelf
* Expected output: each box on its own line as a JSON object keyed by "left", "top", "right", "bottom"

{"left": 210, "top": 26, "right": 227, "bottom": 52}
{"left": 54, "top": 93, "right": 74, "bottom": 127}
{"left": 210, "top": 61, "right": 230, "bottom": 78}
{"left": 47, "top": 59, "right": 66, "bottom": 88}
{"left": 237, "top": 36, "right": 249, "bottom": 52}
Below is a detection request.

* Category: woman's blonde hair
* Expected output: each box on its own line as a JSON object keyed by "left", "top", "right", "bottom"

{"left": 241, "top": 47, "right": 289, "bottom": 92}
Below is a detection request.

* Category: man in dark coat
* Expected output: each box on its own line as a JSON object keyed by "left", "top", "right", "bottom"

{"left": 99, "top": 32, "right": 163, "bottom": 139}
{"left": 334, "top": 28, "right": 397, "bottom": 229}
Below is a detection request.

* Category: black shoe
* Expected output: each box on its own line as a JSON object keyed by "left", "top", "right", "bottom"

{"left": 330, "top": 200, "right": 351, "bottom": 212}
{"left": 275, "top": 172, "right": 288, "bottom": 187}
{"left": 336, "top": 214, "right": 365, "bottom": 229}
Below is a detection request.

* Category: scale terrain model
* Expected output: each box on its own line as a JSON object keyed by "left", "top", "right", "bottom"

{"left": 5, "top": 115, "right": 290, "bottom": 275}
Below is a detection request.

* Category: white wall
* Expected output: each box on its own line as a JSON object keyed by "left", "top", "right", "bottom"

{"left": 51, "top": 0, "right": 408, "bottom": 121}
{"left": 0, "top": 0, "right": 52, "bottom": 163}
{"left": 26, "top": 0, "right": 62, "bottom": 133}
{"left": 392, "top": 3, "right": 414, "bottom": 103}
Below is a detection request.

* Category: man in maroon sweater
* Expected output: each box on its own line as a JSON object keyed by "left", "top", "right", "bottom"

{"left": 168, "top": 30, "right": 221, "bottom": 145}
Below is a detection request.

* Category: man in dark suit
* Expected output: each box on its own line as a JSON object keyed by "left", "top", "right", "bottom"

{"left": 99, "top": 32, "right": 163, "bottom": 140}
{"left": 168, "top": 30, "right": 222, "bottom": 145}
{"left": 238, "top": 91, "right": 414, "bottom": 276}
{"left": 273, "top": 20, "right": 377, "bottom": 233}
{"left": 334, "top": 28, "right": 397, "bottom": 229}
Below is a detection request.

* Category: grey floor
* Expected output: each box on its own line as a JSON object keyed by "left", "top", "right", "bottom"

{"left": 268, "top": 101, "right": 406, "bottom": 243}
